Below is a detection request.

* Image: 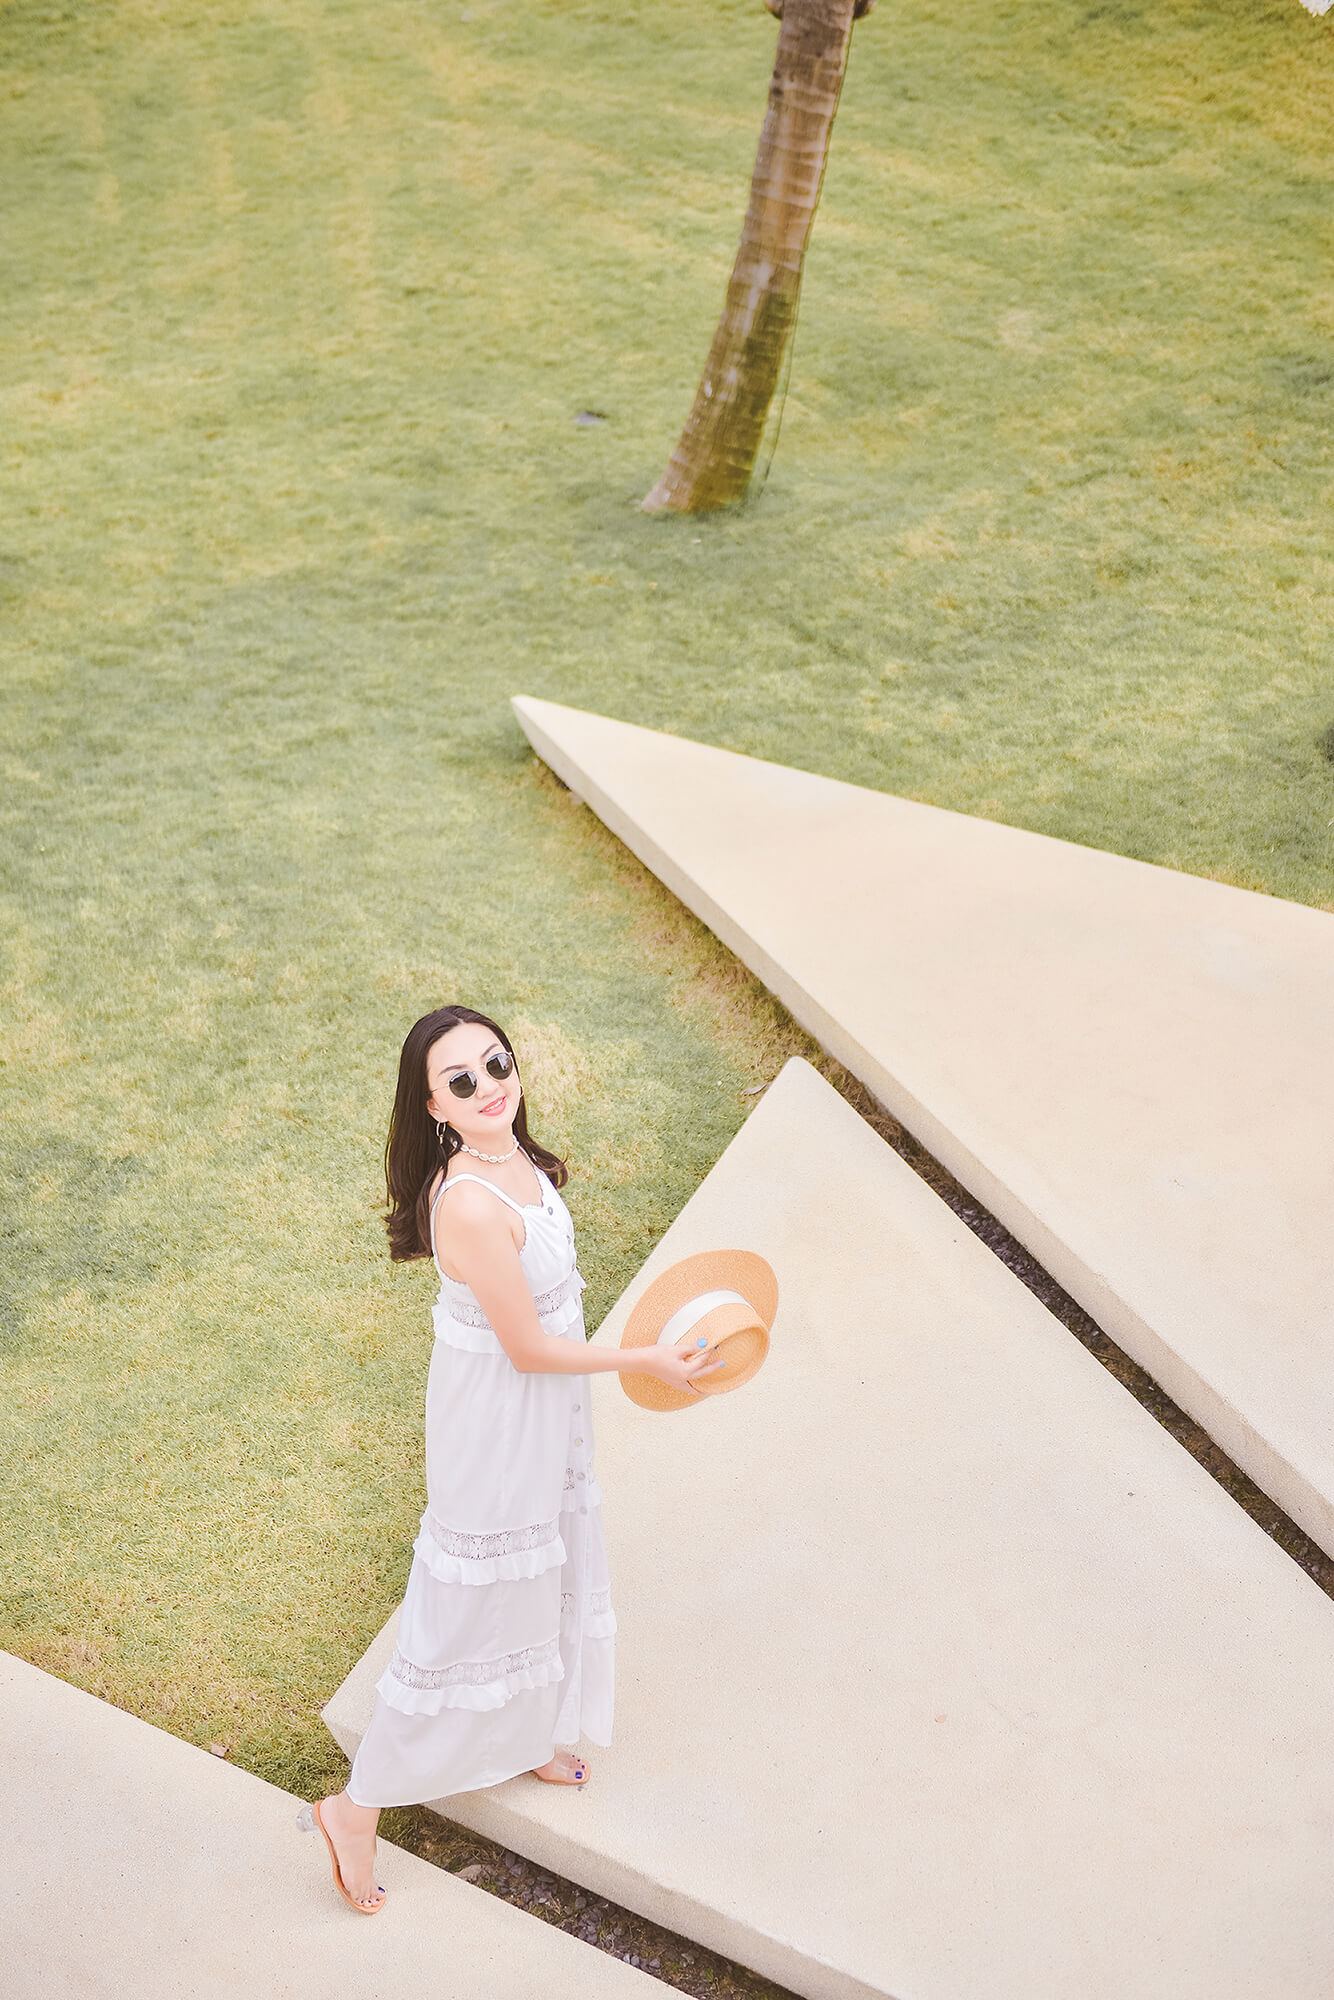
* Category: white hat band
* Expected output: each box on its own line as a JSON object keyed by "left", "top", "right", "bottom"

{"left": 655, "top": 1289, "right": 753, "bottom": 1347}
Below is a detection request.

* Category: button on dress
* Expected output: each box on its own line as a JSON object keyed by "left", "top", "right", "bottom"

{"left": 345, "top": 1164, "right": 615, "bottom": 1807}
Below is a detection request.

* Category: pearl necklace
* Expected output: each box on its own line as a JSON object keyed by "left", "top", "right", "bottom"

{"left": 456, "top": 1136, "right": 520, "bottom": 1165}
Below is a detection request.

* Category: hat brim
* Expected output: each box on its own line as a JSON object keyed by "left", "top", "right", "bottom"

{"left": 620, "top": 1249, "right": 778, "bottom": 1413}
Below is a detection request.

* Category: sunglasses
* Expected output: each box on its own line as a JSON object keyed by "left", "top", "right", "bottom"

{"left": 443, "top": 1047, "right": 515, "bottom": 1099}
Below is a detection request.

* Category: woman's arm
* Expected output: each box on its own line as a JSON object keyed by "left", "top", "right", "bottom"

{"left": 439, "top": 1186, "right": 723, "bottom": 1395}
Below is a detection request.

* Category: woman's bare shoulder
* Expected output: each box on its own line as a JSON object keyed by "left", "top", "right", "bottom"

{"left": 435, "top": 1176, "right": 517, "bottom": 1235}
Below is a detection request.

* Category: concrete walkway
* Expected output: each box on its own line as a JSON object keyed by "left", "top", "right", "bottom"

{"left": 1, "top": 1650, "right": 661, "bottom": 1999}
{"left": 512, "top": 695, "right": 1334, "bottom": 1559}
{"left": 328, "top": 1060, "right": 1334, "bottom": 2000}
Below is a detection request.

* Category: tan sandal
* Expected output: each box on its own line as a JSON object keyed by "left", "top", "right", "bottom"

{"left": 298, "top": 1799, "right": 388, "bottom": 1913}
{"left": 530, "top": 1751, "right": 589, "bottom": 1787}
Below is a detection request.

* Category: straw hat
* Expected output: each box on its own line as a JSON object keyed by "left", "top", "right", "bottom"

{"left": 620, "top": 1249, "right": 777, "bottom": 1412}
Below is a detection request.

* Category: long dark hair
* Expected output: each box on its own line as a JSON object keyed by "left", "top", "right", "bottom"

{"left": 384, "top": 1004, "right": 568, "bottom": 1262}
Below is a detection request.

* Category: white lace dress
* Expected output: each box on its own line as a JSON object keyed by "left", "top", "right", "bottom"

{"left": 345, "top": 1165, "right": 615, "bottom": 1807}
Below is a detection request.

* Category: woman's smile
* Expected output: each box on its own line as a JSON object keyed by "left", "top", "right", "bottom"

{"left": 479, "top": 1093, "right": 509, "bottom": 1116}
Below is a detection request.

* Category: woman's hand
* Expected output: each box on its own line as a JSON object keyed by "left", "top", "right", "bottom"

{"left": 632, "top": 1337, "right": 725, "bottom": 1396}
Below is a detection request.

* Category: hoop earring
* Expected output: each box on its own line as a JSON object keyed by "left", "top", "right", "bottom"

{"left": 436, "top": 1119, "right": 451, "bottom": 1150}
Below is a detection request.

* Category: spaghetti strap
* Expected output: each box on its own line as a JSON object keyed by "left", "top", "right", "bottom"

{"left": 427, "top": 1177, "right": 449, "bottom": 1279}
{"left": 438, "top": 1172, "right": 533, "bottom": 1220}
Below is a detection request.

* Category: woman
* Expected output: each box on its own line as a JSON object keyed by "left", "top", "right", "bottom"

{"left": 307, "top": 1005, "right": 723, "bottom": 1913}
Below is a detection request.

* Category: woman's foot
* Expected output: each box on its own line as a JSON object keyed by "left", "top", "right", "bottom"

{"left": 319, "top": 1791, "right": 386, "bottom": 1907}
{"left": 531, "top": 1750, "right": 589, "bottom": 1786}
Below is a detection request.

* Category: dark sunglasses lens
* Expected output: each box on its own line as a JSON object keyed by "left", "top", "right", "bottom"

{"left": 447, "top": 1070, "right": 478, "bottom": 1099}
{"left": 485, "top": 1050, "right": 514, "bottom": 1082}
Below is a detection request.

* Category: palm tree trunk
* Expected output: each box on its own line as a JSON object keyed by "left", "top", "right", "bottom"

{"left": 642, "top": 0, "right": 867, "bottom": 516}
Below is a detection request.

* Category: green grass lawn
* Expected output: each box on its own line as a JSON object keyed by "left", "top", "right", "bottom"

{"left": 2, "top": 0, "right": 1332, "bottom": 1806}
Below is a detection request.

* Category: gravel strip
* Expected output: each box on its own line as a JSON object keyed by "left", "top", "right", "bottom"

{"left": 375, "top": 1803, "right": 797, "bottom": 1999}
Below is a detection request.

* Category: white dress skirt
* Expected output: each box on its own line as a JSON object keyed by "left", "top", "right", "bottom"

{"left": 345, "top": 1164, "right": 615, "bottom": 1808}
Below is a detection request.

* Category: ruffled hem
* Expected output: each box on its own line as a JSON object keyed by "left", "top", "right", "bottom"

{"left": 375, "top": 1654, "right": 566, "bottom": 1718}
{"left": 431, "top": 1305, "right": 505, "bottom": 1354}
{"left": 554, "top": 1631, "right": 614, "bottom": 1749}
{"left": 432, "top": 1318, "right": 586, "bottom": 1353}
{"left": 431, "top": 1278, "right": 587, "bottom": 1353}
{"left": 412, "top": 1522, "right": 567, "bottom": 1588}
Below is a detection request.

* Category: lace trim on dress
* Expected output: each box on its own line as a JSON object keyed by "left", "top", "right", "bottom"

{"left": 562, "top": 1587, "right": 612, "bottom": 1617}
{"left": 424, "top": 1514, "right": 559, "bottom": 1562}
{"left": 438, "top": 1269, "right": 585, "bottom": 1331}
{"left": 559, "top": 1468, "right": 602, "bottom": 1511}
{"left": 387, "top": 1636, "right": 560, "bottom": 1692}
